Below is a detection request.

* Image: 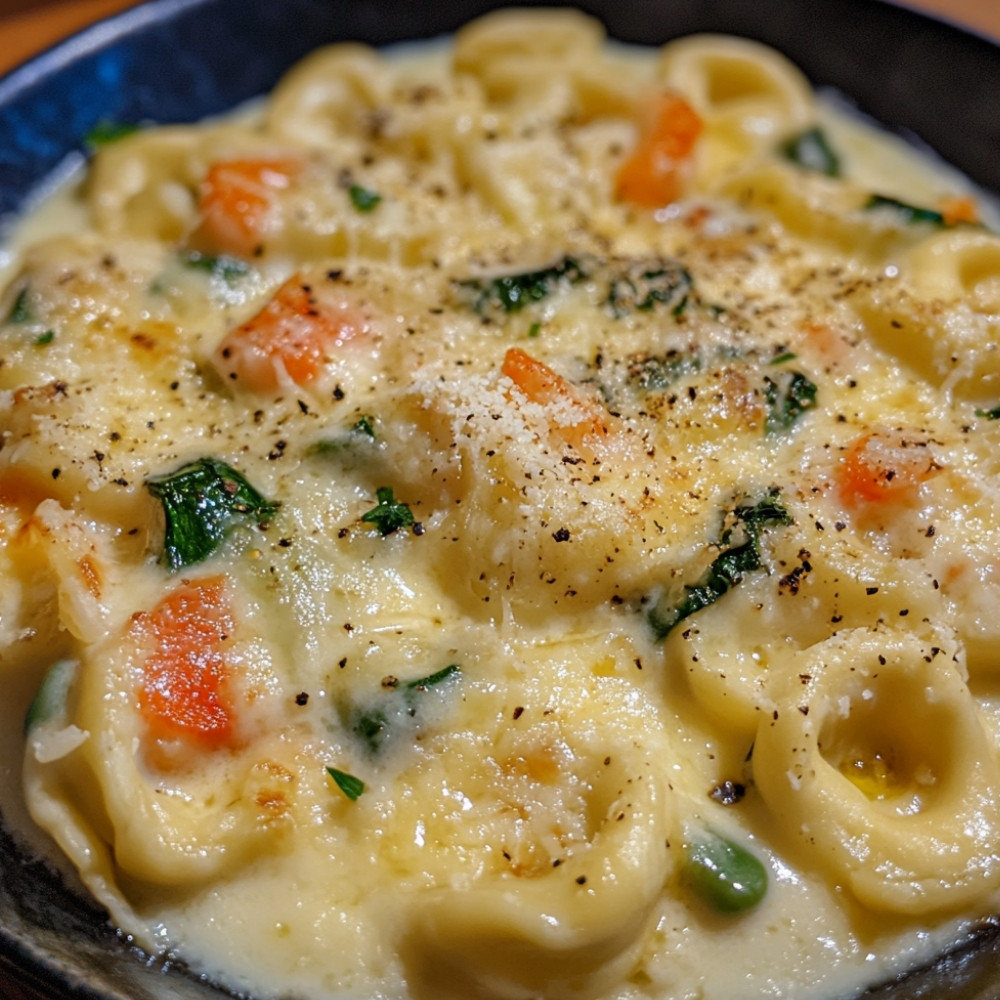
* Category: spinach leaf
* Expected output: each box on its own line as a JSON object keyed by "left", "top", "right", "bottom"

{"left": 648, "top": 491, "right": 791, "bottom": 639}
{"left": 349, "top": 184, "right": 382, "bottom": 213}
{"left": 350, "top": 664, "right": 461, "bottom": 754}
{"left": 146, "top": 457, "right": 280, "bottom": 570}
{"left": 458, "top": 256, "right": 587, "bottom": 316}
{"left": 764, "top": 369, "right": 817, "bottom": 433}
{"left": 627, "top": 351, "right": 702, "bottom": 392}
{"left": 351, "top": 415, "right": 377, "bottom": 439}
{"left": 780, "top": 126, "right": 841, "bottom": 178}
{"left": 310, "top": 416, "right": 381, "bottom": 462}
{"left": 7, "top": 286, "right": 32, "bottom": 324}
{"left": 607, "top": 260, "right": 693, "bottom": 318}
{"left": 863, "top": 194, "right": 946, "bottom": 227}
{"left": 179, "top": 250, "right": 251, "bottom": 284}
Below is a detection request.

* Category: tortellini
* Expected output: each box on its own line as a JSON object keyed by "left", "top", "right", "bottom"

{"left": 754, "top": 627, "right": 1000, "bottom": 914}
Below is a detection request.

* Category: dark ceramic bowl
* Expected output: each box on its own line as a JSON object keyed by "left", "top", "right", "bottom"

{"left": 2, "top": 1, "right": 1000, "bottom": 997}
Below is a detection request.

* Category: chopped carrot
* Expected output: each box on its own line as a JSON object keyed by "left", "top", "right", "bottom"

{"left": 797, "top": 321, "right": 854, "bottom": 369}
{"left": 939, "top": 195, "right": 979, "bottom": 227}
{"left": 134, "top": 576, "right": 237, "bottom": 754}
{"left": 502, "top": 347, "right": 609, "bottom": 453}
{"left": 616, "top": 92, "right": 702, "bottom": 208}
{"left": 837, "top": 432, "right": 936, "bottom": 508}
{"left": 195, "top": 157, "right": 302, "bottom": 257}
{"left": 213, "top": 275, "right": 370, "bottom": 392}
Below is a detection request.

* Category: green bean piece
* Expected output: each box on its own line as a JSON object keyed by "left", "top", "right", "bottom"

{"left": 23, "top": 660, "right": 77, "bottom": 734}
{"left": 682, "top": 833, "right": 768, "bottom": 913}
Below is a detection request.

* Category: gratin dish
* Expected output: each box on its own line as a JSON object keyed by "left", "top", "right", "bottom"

{"left": 3, "top": 1, "right": 1000, "bottom": 998}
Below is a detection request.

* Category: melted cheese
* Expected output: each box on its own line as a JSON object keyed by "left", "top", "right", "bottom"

{"left": 3, "top": 10, "right": 1000, "bottom": 1000}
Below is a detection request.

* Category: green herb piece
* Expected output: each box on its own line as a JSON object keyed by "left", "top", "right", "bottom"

{"left": 764, "top": 370, "right": 817, "bottom": 433}
{"left": 310, "top": 415, "right": 382, "bottom": 459}
{"left": 352, "top": 708, "right": 391, "bottom": 753}
{"left": 527, "top": 322, "right": 542, "bottom": 338}
{"left": 349, "top": 184, "right": 382, "bottom": 212}
{"left": 34, "top": 330, "right": 55, "bottom": 346}
{"left": 975, "top": 406, "right": 1000, "bottom": 420}
{"left": 8, "top": 286, "right": 31, "bottom": 324}
{"left": 352, "top": 415, "right": 377, "bottom": 439}
{"left": 607, "top": 260, "right": 693, "bottom": 318}
{"left": 769, "top": 350, "right": 797, "bottom": 365}
{"left": 459, "top": 256, "right": 587, "bottom": 316}
{"left": 779, "top": 126, "right": 841, "bottom": 178}
{"left": 351, "top": 664, "right": 461, "bottom": 754}
{"left": 863, "top": 194, "right": 946, "bottom": 227}
{"left": 734, "top": 491, "right": 792, "bottom": 535}
{"left": 146, "top": 457, "right": 280, "bottom": 571}
{"left": 628, "top": 351, "right": 702, "bottom": 392}
{"left": 327, "top": 766, "right": 365, "bottom": 801}
{"left": 24, "top": 660, "right": 77, "bottom": 734}
{"left": 179, "top": 250, "right": 251, "bottom": 284}
{"left": 405, "top": 663, "right": 460, "bottom": 691}
{"left": 85, "top": 120, "right": 140, "bottom": 148}
{"left": 360, "top": 486, "right": 415, "bottom": 536}
{"left": 648, "top": 491, "right": 791, "bottom": 639}
{"left": 682, "top": 833, "right": 768, "bottom": 913}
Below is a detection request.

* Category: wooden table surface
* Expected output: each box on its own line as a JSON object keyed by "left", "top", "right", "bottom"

{"left": 0, "top": 0, "right": 998, "bottom": 998}
{"left": 0, "top": 0, "right": 998, "bottom": 74}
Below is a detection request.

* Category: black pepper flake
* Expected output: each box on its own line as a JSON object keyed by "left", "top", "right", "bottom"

{"left": 709, "top": 780, "right": 746, "bottom": 805}
{"left": 552, "top": 527, "right": 571, "bottom": 542}
{"left": 512, "top": 706, "right": 524, "bottom": 720}
{"left": 295, "top": 692, "right": 309, "bottom": 706}
{"left": 866, "top": 586, "right": 879, "bottom": 595}
{"left": 575, "top": 875, "right": 587, "bottom": 885}
{"left": 51, "top": 468, "right": 61, "bottom": 480}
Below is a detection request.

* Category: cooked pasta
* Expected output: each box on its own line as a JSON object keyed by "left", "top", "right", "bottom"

{"left": 3, "top": 8, "right": 1000, "bottom": 999}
